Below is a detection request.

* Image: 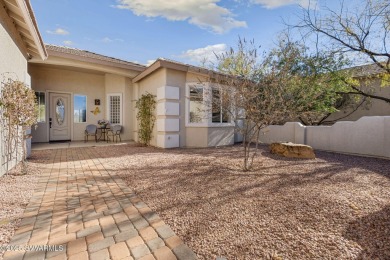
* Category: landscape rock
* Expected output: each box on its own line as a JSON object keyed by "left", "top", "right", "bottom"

{"left": 270, "top": 142, "right": 316, "bottom": 159}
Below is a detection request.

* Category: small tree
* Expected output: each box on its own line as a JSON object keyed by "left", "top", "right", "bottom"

{"left": 135, "top": 93, "right": 156, "bottom": 146}
{"left": 212, "top": 38, "right": 352, "bottom": 171}
{"left": 0, "top": 78, "right": 38, "bottom": 174}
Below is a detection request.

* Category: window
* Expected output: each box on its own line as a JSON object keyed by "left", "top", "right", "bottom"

{"left": 211, "top": 88, "right": 229, "bottom": 123}
{"left": 74, "top": 95, "right": 87, "bottom": 123}
{"left": 35, "top": 92, "right": 45, "bottom": 122}
{"left": 189, "top": 86, "right": 203, "bottom": 123}
{"left": 108, "top": 94, "right": 122, "bottom": 124}
{"left": 186, "top": 83, "right": 232, "bottom": 126}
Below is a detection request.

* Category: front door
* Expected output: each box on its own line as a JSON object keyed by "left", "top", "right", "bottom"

{"left": 49, "top": 92, "right": 71, "bottom": 141}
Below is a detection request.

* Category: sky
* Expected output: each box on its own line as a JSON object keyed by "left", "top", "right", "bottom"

{"left": 30, "top": 0, "right": 345, "bottom": 67}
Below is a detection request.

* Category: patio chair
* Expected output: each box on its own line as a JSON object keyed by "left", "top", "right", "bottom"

{"left": 106, "top": 125, "right": 122, "bottom": 143}
{"left": 84, "top": 124, "right": 98, "bottom": 142}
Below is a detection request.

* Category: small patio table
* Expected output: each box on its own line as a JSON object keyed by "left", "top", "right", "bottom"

{"left": 98, "top": 126, "right": 110, "bottom": 141}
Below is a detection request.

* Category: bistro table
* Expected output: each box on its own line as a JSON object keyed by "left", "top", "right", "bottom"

{"left": 98, "top": 126, "right": 110, "bottom": 141}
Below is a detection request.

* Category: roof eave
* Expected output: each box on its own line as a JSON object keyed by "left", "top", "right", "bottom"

{"left": 133, "top": 59, "right": 192, "bottom": 83}
{"left": 16, "top": 0, "right": 47, "bottom": 60}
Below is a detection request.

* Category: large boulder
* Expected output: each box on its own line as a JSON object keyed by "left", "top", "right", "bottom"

{"left": 270, "top": 142, "right": 316, "bottom": 159}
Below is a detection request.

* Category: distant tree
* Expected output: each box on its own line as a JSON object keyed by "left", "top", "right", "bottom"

{"left": 295, "top": 0, "right": 390, "bottom": 104}
{"left": 209, "top": 38, "right": 351, "bottom": 170}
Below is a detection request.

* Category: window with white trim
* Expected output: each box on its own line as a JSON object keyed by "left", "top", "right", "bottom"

{"left": 189, "top": 85, "right": 204, "bottom": 123}
{"left": 211, "top": 88, "right": 229, "bottom": 123}
{"left": 186, "top": 83, "right": 232, "bottom": 126}
{"left": 107, "top": 94, "right": 122, "bottom": 124}
{"left": 74, "top": 95, "right": 87, "bottom": 123}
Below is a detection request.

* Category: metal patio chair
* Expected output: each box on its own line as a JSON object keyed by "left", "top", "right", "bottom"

{"left": 106, "top": 125, "right": 122, "bottom": 143}
{"left": 84, "top": 124, "right": 98, "bottom": 142}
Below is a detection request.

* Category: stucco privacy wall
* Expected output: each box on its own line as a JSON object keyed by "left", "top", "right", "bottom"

{"left": 0, "top": 12, "right": 29, "bottom": 176}
{"left": 259, "top": 116, "right": 390, "bottom": 158}
{"left": 29, "top": 65, "right": 106, "bottom": 142}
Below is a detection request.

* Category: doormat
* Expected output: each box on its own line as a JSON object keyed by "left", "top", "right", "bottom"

{"left": 49, "top": 140, "right": 71, "bottom": 143}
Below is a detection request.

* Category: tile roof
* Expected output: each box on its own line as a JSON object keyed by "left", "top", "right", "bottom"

{"left": 45, "top": 44, "right": 146, "bottom": 70}
{"left": 133, "top": 57, "right": 233, "bottom": 83}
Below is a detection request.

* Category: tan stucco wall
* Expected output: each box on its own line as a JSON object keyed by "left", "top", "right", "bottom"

{"left": 0, "top": 14, "right": 28, "bottom": 82}
{"left": 136, "top": 69, "right": 236, "bottom": 148}
{"left": 29, "top": 64, "right": 106, "bottom": 142}
{"left": 104, "top": 74, "right": 134, "bottom": 141}
{"left": 0, "top": 12, "right": 29, "bottom": 176}
{"left": 166, "top": 69, "right": 186, "bottom": 147}
{"left": 185, "top": 127, "right": 208, "bottom": 147}
{"left": 186, "top": 72, "right": 208, "bottom": 83}
{"left": 327, "top": 78, "right": 390, "bottom": 122}
{"left": 136, "top": 68, "right": 166, "bottom": 146}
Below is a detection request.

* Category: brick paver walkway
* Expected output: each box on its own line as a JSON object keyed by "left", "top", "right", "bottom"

{"left": 3, "top": 148, "right": 196, "bottom": 260}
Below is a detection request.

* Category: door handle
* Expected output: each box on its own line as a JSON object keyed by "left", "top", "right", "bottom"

{"left": 49, "top": 118, "right": 52, "bottom": 128}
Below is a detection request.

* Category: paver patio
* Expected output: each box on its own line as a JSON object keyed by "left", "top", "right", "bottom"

{"left": 3, "top": 147, "right": 196, "bottom": 260}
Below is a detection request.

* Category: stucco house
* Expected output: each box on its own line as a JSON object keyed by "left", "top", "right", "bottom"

{"left": 1, "top": 1, "right": 237, "bottom": 157}
{"left": 29, "top": 45, "right": 145, "bottom": 144}
{"left": 29, "top": 49, "right": 237, "bottom": 148}
{"left": 323, "top": 63, "right": 390, "bottom": 123}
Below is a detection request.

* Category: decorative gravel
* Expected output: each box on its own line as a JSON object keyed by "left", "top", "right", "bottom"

{"left": 2, "top": 144, "right": 389, "bottom": 260}
{"left": 0, "top": 161, "right": 42, "bottom": 259}
{"left": 100, "top": 144, "right": 390, "bottom": 260}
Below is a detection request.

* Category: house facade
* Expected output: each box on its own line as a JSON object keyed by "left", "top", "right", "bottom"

{"left": 29, "top": 45, "right": 145, "bottom": 143}
{"left": 324, "top": 64, "right": 390, "bottom": 123}
{"left": 132, "top": 59, "right": 236, "bottom": 148}
{"left": 29, "top": 52, "right": 236, "bottom": 148}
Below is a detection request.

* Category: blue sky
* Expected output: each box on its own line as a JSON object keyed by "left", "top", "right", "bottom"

{"left": 30, "top": 0, "right": 342, "bottom": 66}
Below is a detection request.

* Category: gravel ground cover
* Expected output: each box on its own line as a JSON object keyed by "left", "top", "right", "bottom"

{"left": 2, "top": 144, "right": 389, "bottom": 260}
{"left": 0, "top": 160, "right": 42, "bottom": 259}
{"left": 99, "top": 144, "right": 390, "bottom": 260}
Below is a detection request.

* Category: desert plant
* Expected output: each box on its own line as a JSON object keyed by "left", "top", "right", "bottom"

{"left": 135, "top": 93, "right": 156, "bottom": 146}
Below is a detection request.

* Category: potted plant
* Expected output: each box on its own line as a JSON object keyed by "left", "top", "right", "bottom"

{"left": 98, "top": 119, "right": 109, "bottom": 128}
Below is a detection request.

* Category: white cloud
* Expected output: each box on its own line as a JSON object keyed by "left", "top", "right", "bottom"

{"left": 47, "top": 28, "right": 69, "bottom": 35}
{"left": 114, "top": 0, "right": 246, "bottom": 34}
{"left": 251, "top": 0, "right": 316, "bottom": 9}
{"left": 180, "top": 43, "right": 227, "bottom": 64}
{"left": 146, "top": 59, "right": 156, "bottom": 66}
{"left": 63, "top": 40, "right": 73, "bottom": 46}
{"left": 102, "top": 37, "right": 124, "bottom": 43}
{"left": 102, "top": 37, "right": 113, "bottom": 43}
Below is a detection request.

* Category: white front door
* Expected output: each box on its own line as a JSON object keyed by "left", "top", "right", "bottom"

{"left": 49, "top": 93, "right": 71, "bottom": 141}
